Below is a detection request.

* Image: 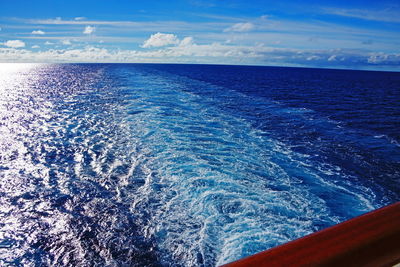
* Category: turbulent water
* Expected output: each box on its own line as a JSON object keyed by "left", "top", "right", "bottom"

{"left": 0, "top": 63, "right": 399, "bottom": 266}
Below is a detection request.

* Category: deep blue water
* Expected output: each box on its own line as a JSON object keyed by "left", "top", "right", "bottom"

{"left": 0, "top": 63, "right": 399, "bottom": 266}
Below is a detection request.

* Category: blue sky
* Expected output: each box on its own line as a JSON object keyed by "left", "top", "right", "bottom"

{"left": 0, "top": 0, "right": 399, "bottom": 70}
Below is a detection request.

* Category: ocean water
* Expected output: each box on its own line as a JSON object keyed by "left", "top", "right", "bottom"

{"left": 0, "top": 63, "right": 399, "bottom": 266}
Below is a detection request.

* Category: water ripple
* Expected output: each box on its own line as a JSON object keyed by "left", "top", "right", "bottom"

{"left": 0, "top": 64, "right": 398, "bottom": 266}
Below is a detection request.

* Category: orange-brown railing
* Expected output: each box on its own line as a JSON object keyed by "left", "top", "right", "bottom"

{"left": 222, "top": 202, "right": 400, "bottom": 267}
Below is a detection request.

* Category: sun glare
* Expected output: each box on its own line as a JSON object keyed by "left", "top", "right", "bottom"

{"left": 0, "top": 63, "right": 41, "bottom": 75}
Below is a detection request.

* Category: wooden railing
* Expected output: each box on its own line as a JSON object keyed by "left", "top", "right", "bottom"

{"left": 221, "top": 202, "right": 400, "bottom": 267}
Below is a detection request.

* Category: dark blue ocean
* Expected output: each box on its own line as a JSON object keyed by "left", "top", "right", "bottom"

{"left": 0, "top": 63, "right": 399, "bottom": 266}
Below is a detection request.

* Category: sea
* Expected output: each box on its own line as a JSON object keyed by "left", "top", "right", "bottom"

{"left": 0, "top": 63, "right": 399, "bottom": 266}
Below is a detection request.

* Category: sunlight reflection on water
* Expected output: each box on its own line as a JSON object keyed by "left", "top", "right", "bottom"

{"left": 0, "top": 63, "right": 398, "bottom": 267}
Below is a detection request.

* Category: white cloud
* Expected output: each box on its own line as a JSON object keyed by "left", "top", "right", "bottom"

{"left": 328, "top": 55, "right": 337, "bottom": 61}
{"left": 61, "top": 39, "right": 72, "bottom": 45}
{"left": 323, "top": 7, "right": 400, "bottom": 23}
{"left": 224, "top": 22, "right": 255, "bottom": 32}
{"left": 366, "top": 52, "right": 400, "bottom": 64}
{"left": 142, "top": 32, "right": 179, "bottom": 48}
{"left": 179, "top": 37, "right": 194, "bottom": 47}
{"left": 32, "top": 30, "right": 45, "bottom": 35}
{"left": 0, "top": 41, "right": 399, "bottom": 70}
{"left": 45, "top": 41, "right": 54, "bottom": 45}
{"left": 306, "top": 55, "right": 321, "bottom": 61}
{"left": 83, "top": 26, "right": 95, "bottom": 34}
{"left": 75, "top": 17, "right": 86, "bottom": 21}
{"left": 32, "top": 45, "right": 40, "bottom": 49}
{"left": 2, "top": 40, "right": 25, "bottom": 48}
{"left": 22, "top": 18, "right": 139, "bottom": 25}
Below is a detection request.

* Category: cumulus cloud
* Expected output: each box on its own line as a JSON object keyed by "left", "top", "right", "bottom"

{"left": 61, "top": 40, "right": 72, "bottom": 45}
{"left": 224, "top": 22, "right": 255, "bottom": 32}
{"left": 328, "top": 55, "right": 337, "bottom": 61}
{"left": 45, "top": 41, "right": 54, "bottom": 45}
{"left": 0, "top": 40, "right": 399, "bottom": 70}
{"left": 32, "top": 45, "right": 40, "bottom": 49}
{"left": 2, "top": 40, "right": 25, "bottom": 48}
{"left": 306, "top": 55, "right": 321, "bottom": 61}
{"left": 83, "top": 26, "right": 95, "bottom": 34}
{"left": 75, "top": 17, "right": 86, "bottom": 21}
{"left": 366, "top": 52, "right": 400, "bottom": 64}
{"left": 32, "top": 30, "right": 45, "bottom": 35}
{"left": 142, "top": 33, "right": 179, "bottom": 48}
{"left": 179, "top": 37, "right": 194, "bottom": 47}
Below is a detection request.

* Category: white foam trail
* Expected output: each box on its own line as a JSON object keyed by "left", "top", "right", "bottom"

{"left": 112, "top": 68, "right": 379, "bottom": 266}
